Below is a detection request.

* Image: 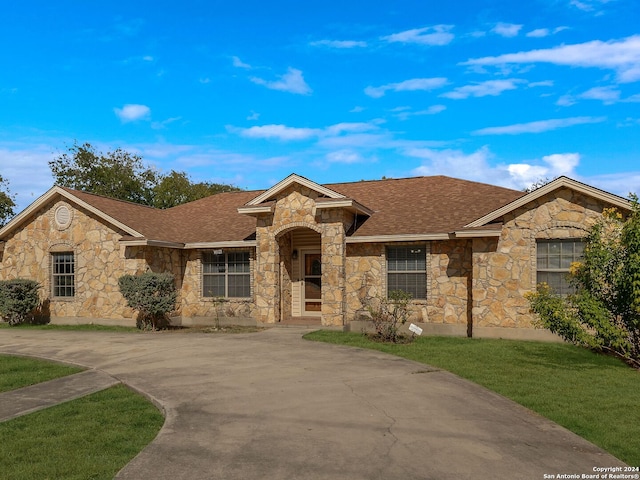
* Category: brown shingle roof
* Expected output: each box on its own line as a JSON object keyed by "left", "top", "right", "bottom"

{"left": 62, "top": 176, "right": 524, "bottom": 244}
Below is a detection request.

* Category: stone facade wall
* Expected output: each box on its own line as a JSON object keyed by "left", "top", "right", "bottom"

{"left": 428, "top": 240, "right": 471, "bottom": 325}
{"left": 472, "top": 188, "right": 611, "bottom": 328}
{"left": 0, "top": 199, "right": 135, "bottom": 322}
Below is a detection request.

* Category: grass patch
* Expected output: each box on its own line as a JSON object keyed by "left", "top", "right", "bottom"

{"left": 0, "top": 384, "right": 164, "bottom": 480}
{"left": 0, "top": 354, "right": 83, "bottom": 393}
{"left": 0, "top": 322, "right": 138, "bottom": 332}
{"left": 304, "top": 330, "right": 640, "bottom": 466}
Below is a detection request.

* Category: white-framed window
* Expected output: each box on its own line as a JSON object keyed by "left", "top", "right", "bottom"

{"left": 536, "top": 239, "right": 584, "bottom": 295}
{"left": 386, "top": 245, "right": 427, "bottom": 300}
{"left": 202, "top": 251, "right": 251, "bottom": 298}
{"left": 52, "top": 252, "right": 75, "bottom": 297}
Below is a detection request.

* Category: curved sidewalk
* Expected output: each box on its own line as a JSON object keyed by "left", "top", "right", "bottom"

{"left": 0, "top": 328, "right": 626, "bottom": 480}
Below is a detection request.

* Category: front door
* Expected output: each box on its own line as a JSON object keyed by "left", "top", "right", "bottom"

{"left": 303, "top": 252, "right": 322, "bottom": 314}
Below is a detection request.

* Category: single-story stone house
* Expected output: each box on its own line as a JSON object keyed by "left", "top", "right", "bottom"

{"left": 0, "top": 173, "right": 631, "bottom": 338}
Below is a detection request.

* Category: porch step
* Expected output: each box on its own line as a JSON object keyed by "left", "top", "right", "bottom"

{"left": 278, "top": 317, "right": 322, "bottom": 327}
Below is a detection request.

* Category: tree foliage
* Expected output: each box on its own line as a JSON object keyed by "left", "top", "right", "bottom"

{"left": 0, "top": 175, "right": 16, "bottom": 227}
{"left": 118, "top": 272, "right": 177, "bottom": 330}
{"left": 0, "top": 279, "right": 40, "bottom": 326}
{"left": 49, "top": 142, "right": 240, "bottom": 208}
{"left": 152, "top": 170, "right": 240, "bottom": 209}
{"left": 527, "top": 199, "right": 640, "bottom": 367}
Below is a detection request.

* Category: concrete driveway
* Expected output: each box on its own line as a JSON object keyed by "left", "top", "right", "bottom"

{"left": 0, "top": 327, "right": 624, "bottom": 479}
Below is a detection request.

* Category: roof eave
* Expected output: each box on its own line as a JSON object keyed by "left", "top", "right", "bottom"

{"left": 465, "top": 176, "right": 631, "bottom": 228}
{"left": 244, "top": 173, "right": 347, "bottom": 206}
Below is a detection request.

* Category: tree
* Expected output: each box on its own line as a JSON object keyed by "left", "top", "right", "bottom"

{"left": 152, "top": 170, "right": 240, "bottom": 209}
{"left": 50, "top": 143, "right": 240, "bottom": 208}
{"left": 50, "top": 142, "right": 160, "bottom": 206}
{"left": 0, "top": 175, "right": 16, "bottom": 227}
{"left": 527, "top": 199, "right": 640, "bottom": 368}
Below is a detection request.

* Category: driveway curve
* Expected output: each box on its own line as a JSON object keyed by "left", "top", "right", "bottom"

{"left": 0, "top": 328, "right": 624, "bottom": 479}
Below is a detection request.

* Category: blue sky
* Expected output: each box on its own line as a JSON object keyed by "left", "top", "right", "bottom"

{"left": 1, "top": 0, "right": 639, "bottom": 212}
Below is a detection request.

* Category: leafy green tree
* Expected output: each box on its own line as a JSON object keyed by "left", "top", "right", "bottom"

{"left": 152, "top": 170, "right": 240, "bottom": 209}
{"left": 528, "top": 199, "right": 640, "bottom": 367}
{"left": 49, "top": 142, "right": 160, "bottom": 206}
{"left": 50, "top": 143, "right": 240, "bottom": 208}
{"left": 0, "top": 175, "right": 16, "bottom": 227}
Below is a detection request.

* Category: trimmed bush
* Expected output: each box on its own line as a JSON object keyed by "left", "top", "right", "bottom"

{"left": 0, "top": 279, "right": 41, "bottom": 326}
{"left": 118, "top": 272, "right": 177, "bottom": 330}
{"left": 366, "top": 290, "right": 413, "bottom": 343}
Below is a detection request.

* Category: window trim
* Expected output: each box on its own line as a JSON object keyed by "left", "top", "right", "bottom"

{"left": 201, "top": 250, "right": 251, "bottom": 299}
{"left": 536, "top": 238, "right": 584, "bottom": 296}
{"left": 385, "top": 244, "right": 427, "bottom": 301}
{"left": 51, "top": 251, "right": 75, "bottom": 298}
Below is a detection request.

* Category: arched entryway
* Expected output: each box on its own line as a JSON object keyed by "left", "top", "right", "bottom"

{"left": 278, "top": 227, "right": 322, "bottom": 323}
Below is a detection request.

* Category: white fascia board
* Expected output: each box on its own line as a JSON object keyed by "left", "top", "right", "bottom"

{"left": 184, "top": 241, "right": 257, "bottom": 249}
{"left": 119, "top": 239, "right": 184, "bottom": 248}
{"left": 0, "top": 186, "right": 143, "bottom": 239}
{"left": 453, "top": 229, "right": 502, "bottom": 238}
{"left": 237, "top": 205, "right": 273, "bottom": 215}
{"left": 347, "top": 233, "right": 450, "bottom": 244}
{"left": 316, "top": 199, "right": 375, "bottom": 216}
{"left": 465, "top": 176, "right": 632, "bottom": 228}
{"left": 245, "top": 173, "right": 346, "bottom": 206}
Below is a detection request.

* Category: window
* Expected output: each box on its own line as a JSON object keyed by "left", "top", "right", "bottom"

{"left": 387, "top": 245, "right": 426, "bottom": 300}
{"left": 536, "top": 239, "right": 584, "bottom": 295}
{"left": 202, "top": 251, "right": 250, "bottom": 298}
{"left": 52, "top": 252, "right": 75, "bottom": 297}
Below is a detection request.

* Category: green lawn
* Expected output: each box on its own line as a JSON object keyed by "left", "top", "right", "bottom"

{"left": 304, "top": 331, "right": 640, "bottom": 466}
{"left": 0, "top": 322, "right": 138, "bottom": 332}
{"left": 0, "top": 354, "right": 83, "bottom": 393}
{"left": 0, "top": 384, "right": 164, "bottom": 480}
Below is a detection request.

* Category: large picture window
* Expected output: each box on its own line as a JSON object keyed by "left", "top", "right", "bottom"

{"left": 387, "top": 245, "right": 426, "bottom": 300}
{"left": 52, "top": 252, "right": 75, "bottom": 297}
{"left": 536, "top": 239, "right": 584, "bottom": 295}
{"left": 202, "top": 251, "right": 250, "bottom": 298}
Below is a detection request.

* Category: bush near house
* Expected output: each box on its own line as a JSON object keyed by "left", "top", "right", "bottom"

{"left": 0, "top": 279, "right": 40, "bottom": 326}
{"left": 118, "top": 272, "right": 177, "bottom": 330}
{"left": 528, "top": 198, "right": 640, "bottom": 368}
{"left": 366, "top": 290, "right": 413, "bottom": 343}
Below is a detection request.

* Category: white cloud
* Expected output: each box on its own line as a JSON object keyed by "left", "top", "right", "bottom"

{"left": 492, "top": 23, "right": 522, "bottom": 37}
{"left": 527, "top": 28, "right": 550, "bottom": 38}
{"left": 365, "top": 77, "right": 448, "bottom": 98}
{"left": 579, "top": 86, "right": 621, "bottom": 104}
{"left": 233, "top": 121, "right": 379, "bottom": 142}
{"left": 394, "top": 105, "right": 446, "bottom": 120}
{"left": 247, "top": 111, "right": 260, "bottom": 121}
{"left": 250, "top": 67, "right": 312, "bottom": 95}
{"left": 151, "top": 117, "right": 182, "bottom": 130}
{"left": 528, "top": 80, "right": 554, "bottom": 87}
{"left": 325, "top": 150, "right": 366, "bottom": 163}
{"left": 472, "top": 116, "right": 606, "bottom": 135}
{"left": 232, "top": 56, "right": 252, "bottom": 69}
{"left": 526, "top": 27, "right": 568, "bottom": 38}
{"left": 409, "top": 146, "right": 495, "bottom": 181}
{"left": 114, "top": 104, "right": 151, "bottom": 123}
{"left": 382, "top": 25, "right": 455, "bottom": 46}
{"left": 310, "top": 39, "right": 367, "bottom": 48}
{"left": 463, "top": 35, "right": 640, "bottom": 83}
{"left": 236, "top": 124, "right": 320, "bottom": 141}
{"left": 441, "top": 79, "right": 522, "bottom": 99}
{"left": 570, "top": 0, "right": 615, "bottom": 13}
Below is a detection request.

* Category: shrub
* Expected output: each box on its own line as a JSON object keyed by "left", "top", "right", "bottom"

{"left": 527, "top": 200, "right": 640, "bottom": 368}
{"left": 0, "top": 279, "right": 41, "bottom": 326}
{"left": 118, "top": 272, "right": 177, "bottom": 330}
{"left": 366, "top": 290, "right": 413, "bottom": 343}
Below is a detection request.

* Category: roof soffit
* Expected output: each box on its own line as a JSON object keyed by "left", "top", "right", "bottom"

{"left": 465, "top": 176, "right": 632, "bottom": 228}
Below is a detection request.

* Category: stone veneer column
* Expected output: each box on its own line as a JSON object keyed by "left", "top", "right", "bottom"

{"left": 320, "top": 223, "right": 346, "bottom": 326}
{"left": 253, "top": 222, "right": 280, "bottom": 323}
